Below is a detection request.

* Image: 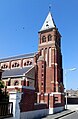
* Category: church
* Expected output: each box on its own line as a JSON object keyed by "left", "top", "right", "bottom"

{"left": 0, "top": 11, "right": 65, "bottom": 114}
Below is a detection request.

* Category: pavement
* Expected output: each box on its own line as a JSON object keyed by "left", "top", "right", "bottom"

{"left": 0, "top": 115, "right": 13, "bottom": 119}
{"left": 3, "top": 109, "right": 75, "bottom": 119}
{"left": 42, "top": 109, "right": 75, "bottom": 119}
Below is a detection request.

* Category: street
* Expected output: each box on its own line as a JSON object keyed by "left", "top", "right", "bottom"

{"left": 42, "top": 110, "right": 78, "bottom": 119}
{"left": 60, "top": 111, "right": 78, "bottom": 119}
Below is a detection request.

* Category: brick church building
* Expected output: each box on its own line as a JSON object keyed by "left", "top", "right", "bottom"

{"left": 0, "top": 11, "right": 65, "bottom": 114}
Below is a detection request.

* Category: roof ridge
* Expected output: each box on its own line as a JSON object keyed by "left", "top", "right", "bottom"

{"left": 0, "top": 52, "right": 36, "bottom": 62}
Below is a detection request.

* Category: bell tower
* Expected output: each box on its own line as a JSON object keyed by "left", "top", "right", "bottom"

{"left": 37, "top": 12, "right": 64, "bottom": 113}
{"left": 38, "top": 12, "right": 63, "bottom": 93}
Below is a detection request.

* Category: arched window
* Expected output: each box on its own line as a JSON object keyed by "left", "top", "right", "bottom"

{"left": 24, "top": 62, "right": 27, "bottom": 66}
{"left": 24, "top": 61, "right": 32, "bottom": 66}
{"left": 27, "top": 61, "right": 29, "bottom": 66}
{"left": 48, "top": 34, "right": 52, "bottom": 41}
{"left": 14, "top": 80, "right": 19, "bottom": 86}
{"left": 24, "top": 79, "right": 26, "bottom": 86}
{"left": 1, "top": 64, "right": 8, "bottom": 69}
{"left": 8, "top": 80, "right": 11, "bottom": 86}
{"left": 29, "top": 61, "right": 32, "bottom": 65}
{"left": 42, "top": 36, "right": 46, "bottom": 43}
{"left": 12, "top": 62, "right": 19, "bottom": 68}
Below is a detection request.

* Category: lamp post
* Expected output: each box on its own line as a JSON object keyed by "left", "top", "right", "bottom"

{"left": 64, "top": 68, "right": 77, "bottom": 109}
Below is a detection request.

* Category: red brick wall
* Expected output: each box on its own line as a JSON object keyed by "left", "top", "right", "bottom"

{"left": 20, "top": 88, "right": 35, "bottom": 112}
{"left": 46, "top": 67, "right": 54, "bottom": 93}
{"left": 37, "top": 60, "right": 46, "bottom": 93}
{"left": 34, "top": 103, "right": 48, "bottom": 110}
{"left": 7, "top": 87, "right": 35, "bottom": 112}
{"left": 38, "top": 28, "right": 64, "bottom": 95}
{"left": 53, "top": 94, "right": 65, "bottom": 108}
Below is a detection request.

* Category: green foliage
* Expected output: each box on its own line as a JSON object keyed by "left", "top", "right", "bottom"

{"left": 0, "top": 81, "right": 9, "bottom": 102}
{"left": 0, "top": 80, "right": 5, "bottom": 89}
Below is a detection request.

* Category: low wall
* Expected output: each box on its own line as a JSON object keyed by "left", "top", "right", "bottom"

{"left": 20, "top": 88, "right": 35, "bottom": 112}
{"left": 49, "top": 106, "right": 64, "bottom": 114}
{"left": 67, "top": 104, "right": 78, "bottom": 111}
{"left": 34, "top": 103, "right": 48, "bottom": 110}
{"left": 67, "top": 97, "right": 78, "bottom": 104}
{"left": 20, "top": 109, "right": 49, "bottom": 119}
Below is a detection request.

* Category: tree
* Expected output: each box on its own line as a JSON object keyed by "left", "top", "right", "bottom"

{"left": 0, "top": 80, "right": 4, "bottom": 93}
{"left": 0, "top": 80, "right": 4, "bottom": 89}
{"left": 0, "top": 81, "right": 9, "bottom": 102}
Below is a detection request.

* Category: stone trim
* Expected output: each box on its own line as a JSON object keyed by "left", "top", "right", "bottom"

{"left": 44, "top": 93, "right": 48, "bottom": 96}
{"left": 49, "top": 106, "right": 64, "bottom": 114}
{"left": 50, "top": 92, "right": 64, "bottom": 96}
{"left": 7, "top": 85, "right": 35, "bottom": 90}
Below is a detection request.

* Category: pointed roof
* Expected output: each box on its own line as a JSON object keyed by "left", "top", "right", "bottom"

{"left": 40, "top": 12, "right": 56, "bottom": 31}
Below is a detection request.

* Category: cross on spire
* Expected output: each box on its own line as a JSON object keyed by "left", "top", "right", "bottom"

{"left": 49, "top": 4, "right": 51, "bottom": 12}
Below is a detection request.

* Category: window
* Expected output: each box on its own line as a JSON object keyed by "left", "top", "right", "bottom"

{"left": 29, "top": 61, "right": 32, "bottom": 65}
{"left": 54, "top": 97, "right": 58, "bottom": 103}
{"left": 24, "top": 62, "right": 26, "bottom": 66}
{"left": 14, "top": 80, "right": 19, "bottom": 86}
{"left": 8, "top": 80, "right": 11, "bottom": 86}
{"left": 24, "top": 79, "right": 26, "bottom": 86}
{"left": 12, "top": 62, "right": 19, "bottom": 68}
{"left": 42, "top": 73, "right": 44, "bottom": 77}
{"left": 48, "top": 34, "right": 52, "bottom": 41}
{"left": 42, "top": 36, "right": 46, "bottom": 43}
{"left": 27, "top": 61, "right": 29, "bottom": 65}
{"left": 24, "top": 60, "right": 32, "bottom": 66}
{"left": 54, "top": 97, "right": 58, "bottom": 101}
{"left": 41, "top": 82, "right": 43, "bottom": 85}
{"left": 1, "top": 64, "right": 8, "bottom": 69}
{"left": 42, "top": 64, "right": 44, "bottom": 68}
{"left": 27, "top": 81, "right": 29, "bottom": 86}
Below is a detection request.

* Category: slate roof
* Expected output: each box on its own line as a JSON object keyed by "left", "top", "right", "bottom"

{"left": 40, "top": 12, "right": 56, "bottom": 31}
{"left": 0, "top": 52, "right": 36, "bottom": 62}
{"left": 2, "top": 66, "right": 32, "bottom": 78}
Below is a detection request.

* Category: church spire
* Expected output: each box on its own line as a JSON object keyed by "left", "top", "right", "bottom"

{"left": 40, "top": 12, "right": 56, "bottom": 32}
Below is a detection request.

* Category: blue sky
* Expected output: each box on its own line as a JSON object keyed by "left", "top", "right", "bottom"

{"left": 0, "top": 0, "right": 78, "bottom": 90}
